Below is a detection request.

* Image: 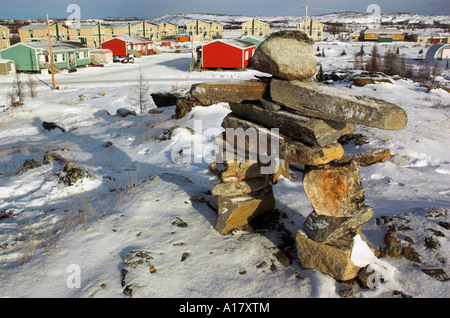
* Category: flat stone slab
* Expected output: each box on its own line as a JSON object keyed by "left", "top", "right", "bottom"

{"left": 302, "top": 205, "right": 374, "bottom": 243}
{"left": 270, "top": 79, "right": 408, "bottom": 130}
{"left": 190, "top": 80, "right": 269, "bottom": 106}
{"left": 221, "top": 113, "right": 344, "bottom": 166}
{"left": 229, "top": 102, "right": 355, "bottom": 147}
{"left": 211, "top": 177, "right": 270, "bottom": 197}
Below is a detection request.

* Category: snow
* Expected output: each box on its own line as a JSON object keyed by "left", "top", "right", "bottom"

{"left": 0, "top": 37, "right": 449, "bottom": 300}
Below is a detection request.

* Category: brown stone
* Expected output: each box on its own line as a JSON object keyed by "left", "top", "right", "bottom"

{"left": 210, "top": 154, "right": 266, "bottom": 182}
{"left": 211, "top": 177, "right": 270, "bottom": 197}
{"left": 336, "top": 149, "right": 391, "bottom": 167}
{"left": 229, "top": 102, "right": 355, "bottom": 147}
{"left": 270, "top": 79, "right": 408, "bottom": 131}
{"left": 190, "top": 80, "right": 269, "bottom": 106}
{"left": 296, "top": 231, "right": 361, "bottom": 281}
{"left": 221, "top": 113, "right": 344, "bottom": 166}
{"left": 213, "top": 186, "right": 276, "bottom": 234}
{"left": 302, "top": 161, "right": 365, "bottom": 217}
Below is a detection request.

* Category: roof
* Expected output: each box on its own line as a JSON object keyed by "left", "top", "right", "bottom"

{"left": 103, "top": 36, "right": 153, "bottom": 44}
{"left": 204, "top": 38, "right": 256, "bottom": 50}
{"left": 19, "top": 23, "right": 67, "bottom": 30}
{"left": 363, "top": 28, "right": 404, "bottom": 34}
{"left": 13, "top": 41, "right": 88, "bottom": 52}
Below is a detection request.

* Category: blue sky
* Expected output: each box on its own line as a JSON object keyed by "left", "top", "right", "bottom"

{"left": 1, "top": 0, "right": 449, "bottom": 19}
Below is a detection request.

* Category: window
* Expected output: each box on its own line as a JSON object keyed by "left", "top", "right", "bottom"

{"left": 245, "top": 51, "right": 249, "bottom": 60}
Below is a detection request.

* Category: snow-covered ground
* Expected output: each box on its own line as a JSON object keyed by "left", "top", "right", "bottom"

{"left": 0, "top": 43, "right": 449, "bottom": 299}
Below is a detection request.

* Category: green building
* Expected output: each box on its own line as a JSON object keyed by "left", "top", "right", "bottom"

{"left": 0, "top": 41, "right": 90, "bottom": 72}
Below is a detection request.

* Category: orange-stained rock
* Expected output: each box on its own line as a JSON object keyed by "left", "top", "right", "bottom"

{"left": 302, "top": 161, "right": 365, "bottom": 217}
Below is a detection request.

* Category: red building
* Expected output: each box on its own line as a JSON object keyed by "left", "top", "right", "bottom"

{"left": 101, "top": 36, "right": 154, "bottom": 57}
{"left": 201, "top": 39, "right": 256, "bottom": 69}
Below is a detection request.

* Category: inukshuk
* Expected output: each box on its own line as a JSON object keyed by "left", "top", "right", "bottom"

{"left": 193, "top": 30, "right": 408, "bottom": 281}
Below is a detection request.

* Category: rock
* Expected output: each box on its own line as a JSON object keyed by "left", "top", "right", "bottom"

{"left": 351, "top": 72, "right": 394, "bottom": 87}
{"left": 229, "top": 102, "right": 355, "bottom": 147}
{"left": 438, "top": 221, "right": 450, "bottom": 230}
{"left": 58, "top": 163, "right": 95, "bottom": 186}
{"left": 213, "top": 185, "right": 276, "bottom": 234}
{"left": 173, "top": 94, "right": 203, "bottom": 119}
{"left": 336, "top": 149, "right": 391, "bottom": 167}
{"left": 116, "top": 108, "right": 137, "bottom": 117}
{"left": 260, "top": 98, "right": 282, "bottom": 111}
{"left": 156, "top": 126, "right": 194, "bottom": 141}
{"left": 18, "top": 159, "right": 41, "bottom": 174}
{"left": 381, "top": 225, "right": 402, "bottom": 258}
{"left": 211, "top": 177, "right": 270, "bottom": 197}
{"left": 301, "top": 206, "right": 374, "bottom": 243}
{"left": 250, "top": 30, "right": 317, "bottom": 80}
{"left": 190, "top": 80, "right": 269, "bottom": 106}
{"left": 42, "top": 121, "right": 66, "bottom": 132}
{"left": 272, "top": 160, "right": 290, "bottom": 183}
{"left": 421, "top": 268, "right": 450, "bottom": 282}
{"left": 303, "top": 161, "right": 365, "bottom": 217}
{"left": 221, "top": 113, "right": 344, "bottom": 166}
{"left": 210, "top": 154, "right": 266, "bottom": 182}
{"left": 43, "top": 152, "right": 69, "bottom": 164}
{"left": 296, "top": 231, "right": 361, "bottom": 281}
{"left": 270, "top": 79, "right": 408, "bottom": 131}
{"left": 123, "top": 250, "right": 153, "bottom": 268}
{"left": 401, "top": 246, "right": 421, "bottom": 263}
{"left": 150, "top": 91, "right": 181, "bottom": 107}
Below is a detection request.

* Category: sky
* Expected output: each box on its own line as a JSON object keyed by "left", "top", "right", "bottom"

{"left": 0, "top": 0, "right": 449, "bottom": 19}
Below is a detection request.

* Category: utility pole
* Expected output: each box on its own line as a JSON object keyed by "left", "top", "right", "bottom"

{"left": 46, "top": 14, "right": 55, "bottom": 90}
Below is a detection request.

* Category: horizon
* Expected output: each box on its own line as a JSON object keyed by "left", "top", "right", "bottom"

{"left": 1, "top": 0, "right": 449, "bottom": 20}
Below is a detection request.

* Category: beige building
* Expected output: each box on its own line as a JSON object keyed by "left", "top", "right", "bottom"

{"left": 186, "top": 20, "right": 223, "bottom": 41}
{"left": 19, "top": 22, "right": 68, "bottom": 42}
{"left": 108, "top": 22, "right": 132, "bottom": 38}
{"left": 131, "top": 22, "right": 161, "bottom": 41}
{"left": 67, "top": 23, "right": 112, "bottom": 48}
{"left": 0, "top": 25, "right": 10, "bottom": 49}
{"left": 158, "top": 22, "right": 178, "bottom": 38}
{"left": 297, "top": 21, "right": 324, "bottom": 41}
{"left": 241, "top": 19, "right": 270, "bottom": 37}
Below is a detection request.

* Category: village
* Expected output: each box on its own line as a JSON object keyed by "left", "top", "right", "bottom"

{"left": 0, "top": 13, "right": 449, "bottom": 77}
{"left": 0, "top": 10, "right": 449, "bottom": 300}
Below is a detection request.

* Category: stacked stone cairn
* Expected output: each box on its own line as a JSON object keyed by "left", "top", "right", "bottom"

{"left": 184, "top": 30, "right": 408, "bottom": 281}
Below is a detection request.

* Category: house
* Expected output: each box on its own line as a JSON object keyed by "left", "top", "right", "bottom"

{"left": 0, "top": 41, "right": 90, "bottom": 72}
{"left": 210, "top": 22, "right": 224, "bottom": 39}
{"left": 241, "top": 35, "right": 265, "bottom": 47}
{"left": 101, "top": 36, "right": 154, "bottom": 57}
{"left": 418, "top": 33, "right": 450, "bottom": 44}
{"left": 297, "top": 21, "right": 324, "bottom": 41}
{"left": 362, "top": 28, "right": 404, "bottom": 42}
{"left": 201, "top": 38, "right": 256, "bottom": 69}
{"left": 131, "top": 21, "right": 161, "bottom": 41}
{"left": 0, "top": 25, "right": 10, "bottom": 49}
{"left": 349, "top": 31, "right": 362, "bottom": 42}
{"left": 158, "top": 23, "right": 178, "bottom": 39}
{"left": 19, "top": 22, "right": 68, "bottom": 42}
{"left": 242, "top": 19, "right": 270, "bottom": 37}
{"left": 108, "top": 22, "right": 133, "bottom": 38}
{"left": 67, "top": 23, "right": 111, "bottom": 48}
{"left": 426, "top": 43, "right": 450, "bottom": 62}
{"left": 0, "top": 59, "right": 15, "bottom": 75}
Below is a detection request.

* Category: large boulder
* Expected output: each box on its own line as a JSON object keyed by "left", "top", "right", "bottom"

{"left": 270, "top": 79, "right": 408, "bottom": 131}
{"left": 250, "top": 30, "right": 317, "bottom": 80}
